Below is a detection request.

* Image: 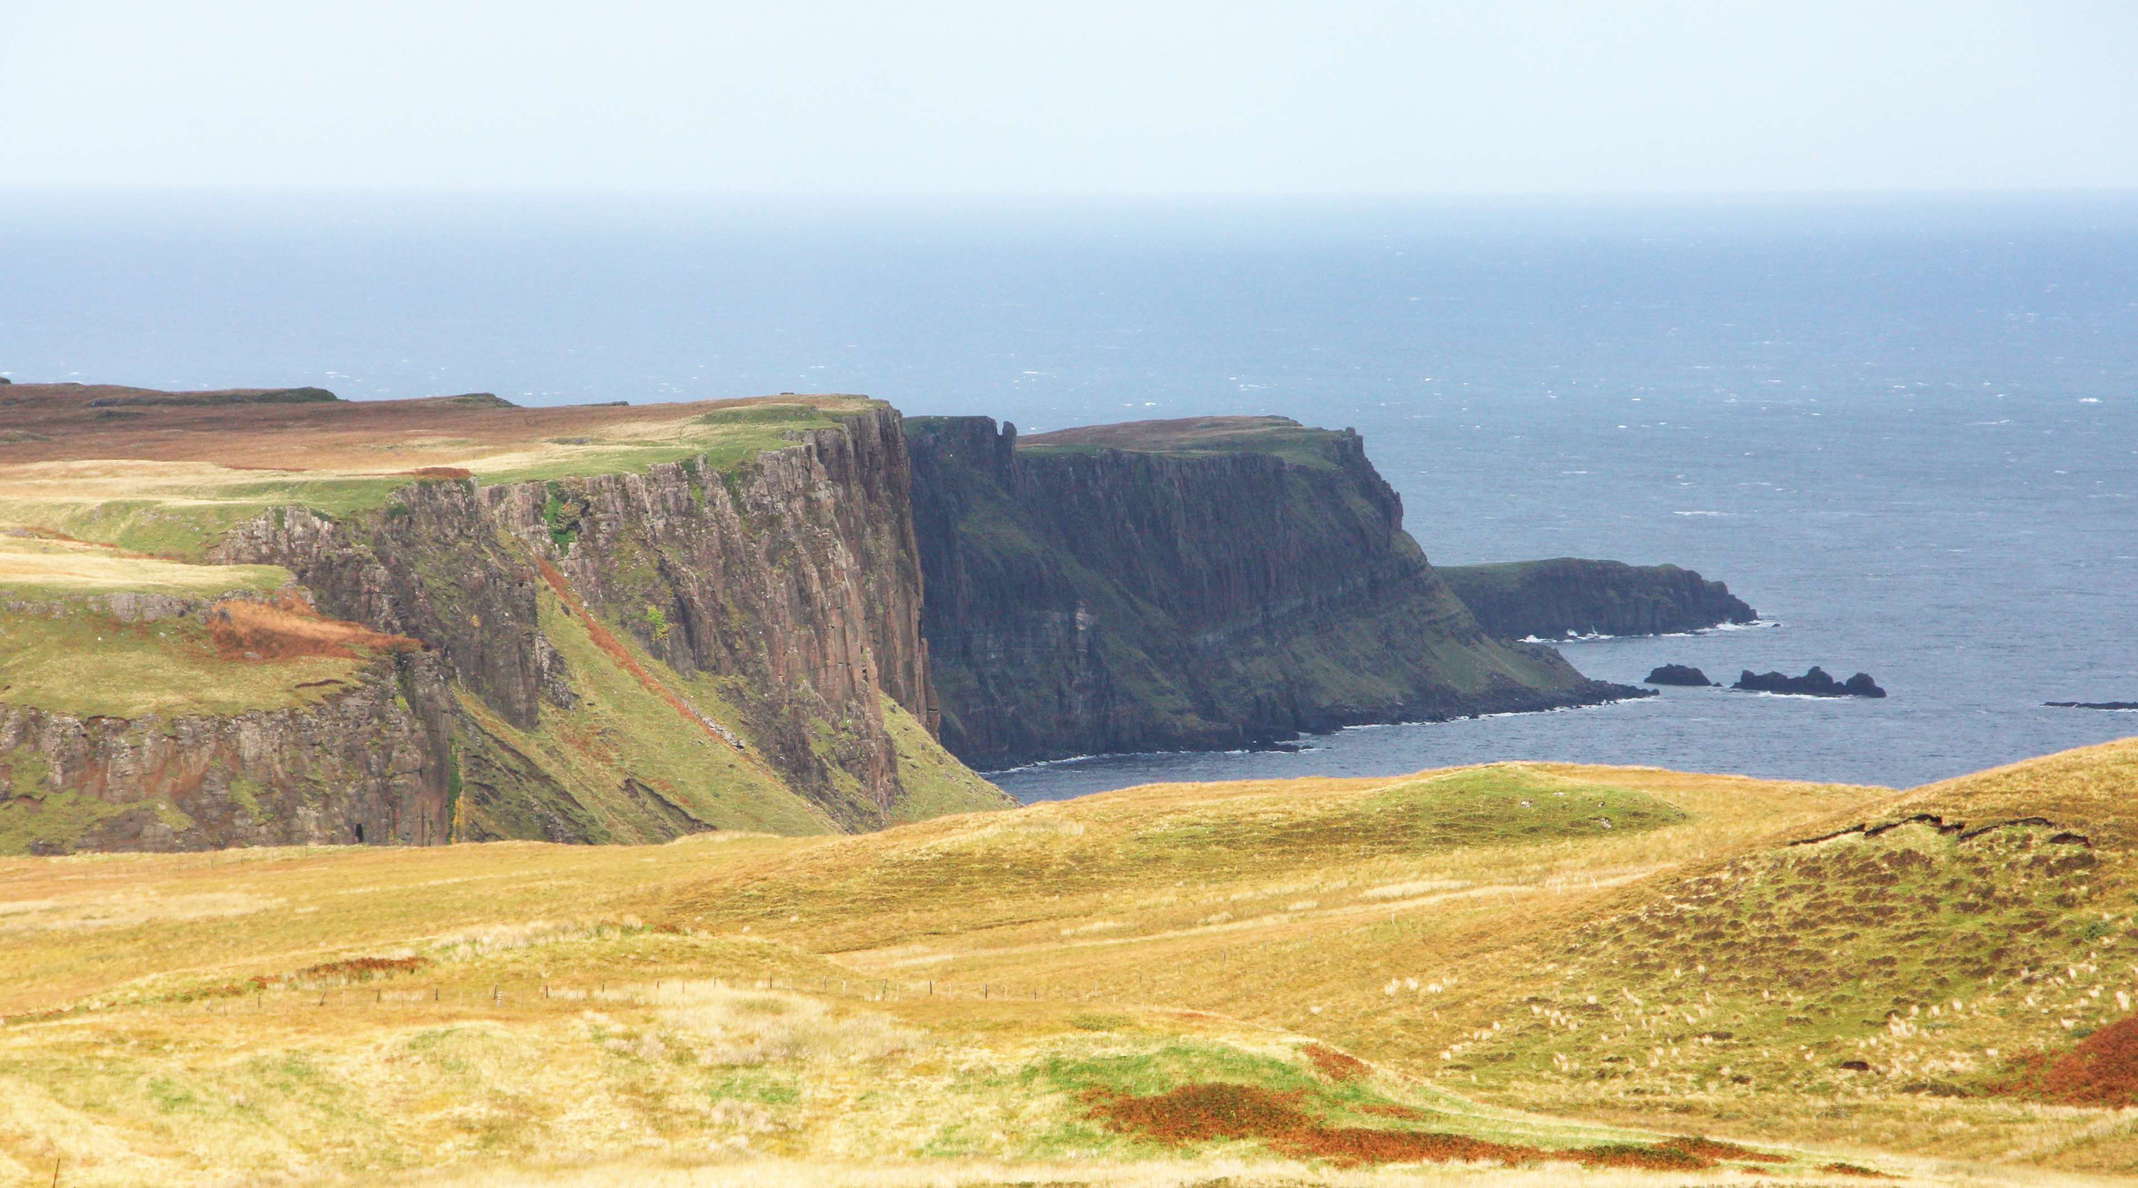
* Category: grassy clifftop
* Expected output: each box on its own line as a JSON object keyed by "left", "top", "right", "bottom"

{"left": 1019, "top": 414, "right": 1361, "bottom": 470}
{"left": 0, "top": 385, "right": 867, "bottom": 561}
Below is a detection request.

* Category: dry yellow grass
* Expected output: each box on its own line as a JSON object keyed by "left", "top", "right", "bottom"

{"left": 3, "top": 744, "right": 2134, "bottom": 1184}
{"left": 0, "top": 533, "right": 288, "bottom": 599}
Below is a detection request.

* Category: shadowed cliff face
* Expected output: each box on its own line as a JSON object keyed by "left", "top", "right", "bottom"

{"left": 1438, "top": 558, "right": 1758, "bottom": 640}
{"left": 907, "top": 416, "right": 1640, "bottom": 770}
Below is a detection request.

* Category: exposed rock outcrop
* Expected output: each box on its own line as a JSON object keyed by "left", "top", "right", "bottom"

{"left": 4, "top": 394, "right": 1007, "bottom": 853}
{"left": 907, "top": 415, "right": 1645, "bottom": 769}
{"left": 1734, "top": 667, "right": 1886, "bottom": 698}
{"left": 1645, "top": 664, "right": 1717, "bottom": 687}
{"left": 1439, "top": 558, "right": 1758, "bottom": 640}
{"left": 0, "top": 652, "right": 454, "bottom": 853}
{"left": 480, "top": 408, "right": 938, "bottom": 828}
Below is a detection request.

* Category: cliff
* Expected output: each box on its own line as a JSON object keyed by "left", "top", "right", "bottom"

{"left": 0, "top": 388, "right": 1006, "bottom": 853}
{"left": 1438, "top": 558, "right": 1758, "bottom": 640}
{"left": 907, "top": 415, "right": 1642, "bottom": 769}
{"left": 0, "top": 578, "right": 453, "bottom": 852}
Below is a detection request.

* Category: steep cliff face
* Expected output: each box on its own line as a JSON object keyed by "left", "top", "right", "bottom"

{"left": 481, "top": 408, "right": 940, "bottom": 829}
{"left": 209, "top": 406, "right": 993, "bottom": 839}
{"left": 1, "top": 391, "right": 1005, "bottom": 853}
{"left": 1438, "top": 558, "right": 1758, "bottom": 640}
{"left": 908, "top": 415, "right": 1640, "bottom": 769}
{"left": 0, "top": 598, "right": 454, "bottom": 854}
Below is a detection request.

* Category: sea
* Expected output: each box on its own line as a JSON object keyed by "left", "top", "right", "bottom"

{"left": 3, "top": 191, "right": 2133, "bottom": 798}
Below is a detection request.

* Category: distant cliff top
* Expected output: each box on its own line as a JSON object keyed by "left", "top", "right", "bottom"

{"left": 0, "top": 383, "right": 881, "bottom": 564}
{"left": 1020, "top": 415, "right": 1357, "bottom": 470}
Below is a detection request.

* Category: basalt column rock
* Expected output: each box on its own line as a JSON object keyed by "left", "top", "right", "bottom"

{"left": 487, "top": 407, "right": 940, "bottom": 826}
{"left": 210, "top": 407, "right": 978, "bottom": 835}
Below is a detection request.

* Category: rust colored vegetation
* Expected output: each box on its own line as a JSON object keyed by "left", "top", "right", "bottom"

{"left": 1302, "top": 1042, "right": 1371, "bottom": 1082}
{"left": 1663, "top": 1136, "right": 1788, "bottom": 1164}
{"left": 209, "top": 594, "right": 422, "bottom": 662}
{"left": 1821, "top": 1161, "right": 1896, "bottom": 1178}
{"left": 1996, "top": 1011, "right": 2138, "bottom": 1107}
{"left": 292, "top": 955, "right": 431, "bottom": 983}
{"left": 1080, "top": 1081, "right": 1786, "bottom": 1171}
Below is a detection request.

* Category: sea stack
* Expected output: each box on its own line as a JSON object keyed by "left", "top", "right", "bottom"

{"left": 1645, "top": 664, "right": 1717, "bottom": 686}
{"left": 1733, "top": 667, "right": 1886, "bottom": 698}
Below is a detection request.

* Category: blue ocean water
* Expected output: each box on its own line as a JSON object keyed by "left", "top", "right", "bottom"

{"left": 3, "top": 192, "right": 2133, "bottom": 795}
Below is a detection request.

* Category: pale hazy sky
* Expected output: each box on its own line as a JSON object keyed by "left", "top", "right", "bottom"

{"left": 4, "top": 0, "right": 2135, "bottom": 196}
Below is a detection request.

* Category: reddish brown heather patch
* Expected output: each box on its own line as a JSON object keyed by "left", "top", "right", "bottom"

{"left": 293, "top": 956, "right": 430, "bottom": 982}
{"left": 1086, "top": 1083, "right": 1313, "bottom": 1143}
{"left": 1821, "top": 1162, "right": 1894, "bottom": 1178}
{"left": 399, "top": 466, "right": 474, "bottom": 479}
{"left": 1664, "top": 1137, "right": 1788, "bottom": 1164}
{"left": 1083, "top": 1081, "right": 1732, "bottom": 1171}
{"left": 1302, "top": 1042, "right": 1371, "bottom": 1082}
{"left": 2018, "top": 1012, "right": 2138, "bottom": 1106}
{"left": 1358, "top": 1103, "right": 1431, "bottom": 1120}
{"left": 209, "top": 595, "right": 423, "bottom": 662}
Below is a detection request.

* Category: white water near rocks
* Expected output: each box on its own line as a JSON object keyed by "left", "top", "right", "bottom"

{"left": 4, "top": 193, "right": 2133, "bottom": 795}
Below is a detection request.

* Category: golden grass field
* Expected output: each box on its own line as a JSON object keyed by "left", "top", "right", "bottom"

{"left": 5, "top": 742, "right": 2136, "bottom": 1185}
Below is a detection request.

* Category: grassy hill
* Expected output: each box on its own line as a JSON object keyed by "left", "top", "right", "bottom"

{"left": 17, "top": 742, "right": 2136, "bottom": 1183}
{"left": 1426, "top": 738, "right": 2138, "bottom": 1175}
{"left": 5, "top": 738, "right": 2134, "bottom": 1182}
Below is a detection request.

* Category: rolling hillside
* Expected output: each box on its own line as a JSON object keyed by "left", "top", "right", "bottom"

{"left": 10, "top": 742, "right": 2133, "bottom": 1182}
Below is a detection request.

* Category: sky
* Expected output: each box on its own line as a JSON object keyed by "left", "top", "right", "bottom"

{"left": 3, "top": 0, "right": 2136, "bottom": 197}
